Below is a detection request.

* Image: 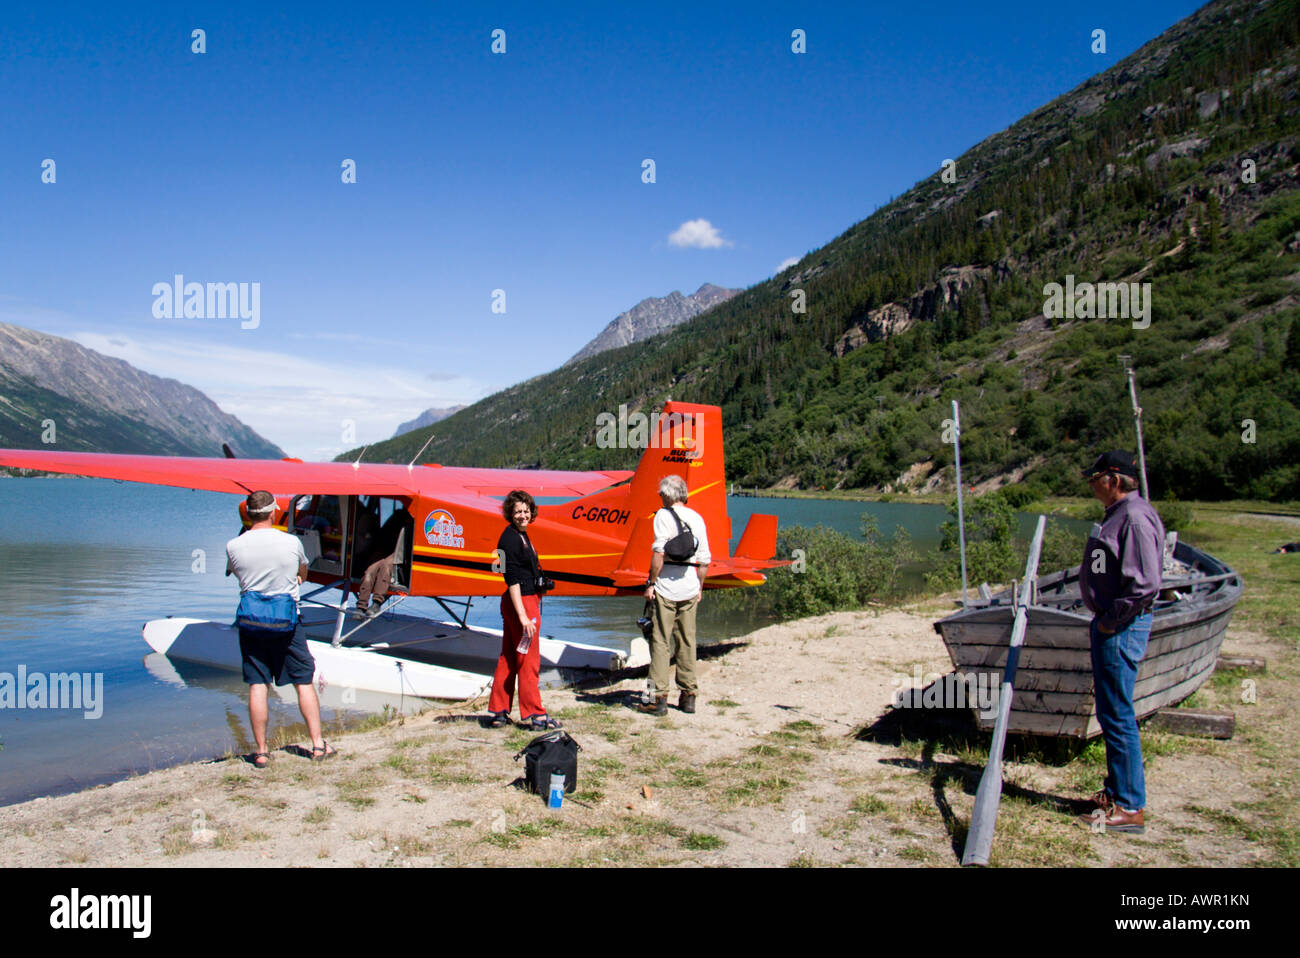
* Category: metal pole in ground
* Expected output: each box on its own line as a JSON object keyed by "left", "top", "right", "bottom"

{"left": 961, "top": 514, "right": 1047, "bottom": 867}
{"left": 953, "top": 400, "right": 969, "bottom": 609}
{"left": 1124, "top": 363, "right": 1150, "bottom": 501}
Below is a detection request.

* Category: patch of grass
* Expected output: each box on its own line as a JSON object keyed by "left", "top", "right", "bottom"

{"left": 620, "top": 816, "right": 686, "bottom": 840}
{"left": 1140, "top": 730, "right": 1191, "bottom": 758}
{"left": 723, "top": 774, "right": 799, "bottom": 806}
{"left": 383, "top": 753, "right": 420, "bottom": 777}
{"left": 592, "top": 756, "right": 624, "bottom": 772}
{"left": 909, "top": 798, "right": 938, "bottom": 820}
{"left": 982, "top": 805, "right": 1101, "bottom": 868}
{"left": 503, "top": 727, "right": 534, "bottom": 750}
{"left": 582, "top": 825, "right": 617, "bottom": 838}
{"left": 335, "top": 771, "right": 382, "bottom": 809}
{"left": 514, "top": 820, "right": 564, "bottom": 839}
{"left": 818, "top": 815, "right": 858, "bottom": 839}
{"left": 1185, "top": 804, "right": 1267, "bottom": 843}
{"left": 445, "top": 819, "right": 473, "bottom": 828}
{"left": 681, "top": 832, "right": 726, "bottom": 850}
{"left": 304, "top": 806, "right": 333, "bottom": 824}
{"left": 850, "top": 795, "right": 889, "bottom": 815}
{"left": 671, "top": 767, "right": 709, "bottom": 788}
{"left": 1209, "top": 667, "right": 1251, "bottom": 693}
{"left": 481, "top": 818, "right": 565, "bottom": 848}
{"left": 709, "top": 698, "right": 740, "bottom": 708}
{"left": 897, "top": 844, "right": 935, "bottom": 862}
{"left": 355, "top": 704, "right": 401, "bottom": 732}
{"left": 391, "top": 835, "right": 433, "bottom": 857}
{"left": 787, "top": 852, "right": 824, "bottom": 867}
{"left": 748, "top": 743, "right": 814, "bottom": 764}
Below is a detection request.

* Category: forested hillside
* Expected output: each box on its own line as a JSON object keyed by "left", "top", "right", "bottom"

{"left": 350, "top": 0, "right": 1300, "bottom": 502}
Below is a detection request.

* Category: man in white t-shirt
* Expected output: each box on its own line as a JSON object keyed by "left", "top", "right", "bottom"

{"left": 638, "top": 475, "right": 711, "bottom": 716}
{"left": 226, "top": 490, "right": 335, "bottom": 767}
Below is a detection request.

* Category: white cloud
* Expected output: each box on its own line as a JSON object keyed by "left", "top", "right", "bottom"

{"left": 667, "top": 218, "right": 732, "bottom": 249}
{"left": 70, "top": 331, "right": 487, "bottom": 460}
{"left": 777, "top": 257, "right": 800, "bottom": 273}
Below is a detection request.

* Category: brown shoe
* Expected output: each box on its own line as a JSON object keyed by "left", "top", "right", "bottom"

{"left": 678, "top": 692, "right": 696, "bottom": 714}
{"left": 1078, "top": 805, "right": 1145, "bottom": 834}
{"left": 637, "top": 695, "right": 668, "bottom": 716}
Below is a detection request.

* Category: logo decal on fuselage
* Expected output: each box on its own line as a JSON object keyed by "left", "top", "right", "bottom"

{"left": 424, "top": 510, "right": 465, "bottom": 549}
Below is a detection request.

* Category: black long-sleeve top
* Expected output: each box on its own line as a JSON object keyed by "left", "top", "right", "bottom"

{"left": 497, "top": 526, "right": 540, "bottom": 595}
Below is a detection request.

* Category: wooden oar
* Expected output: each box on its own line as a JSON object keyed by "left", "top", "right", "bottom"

{"left": 962, "top": 515, "right": 1047, "bottom": 867}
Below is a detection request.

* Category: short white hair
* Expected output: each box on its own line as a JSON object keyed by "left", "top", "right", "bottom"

{"left": 658, "top": 475, "right": 689, "bottom": 504}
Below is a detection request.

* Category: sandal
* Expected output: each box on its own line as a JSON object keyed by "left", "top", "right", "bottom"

{"left": 251, "top": 752, "right": 270, "bottom": 769}
{"left": 311, "top": 741, "right": 338, "bottom": 761}
{"left": 489, "top": 711, "right": 512, "bottom": 728}
{"left": 527, "top": 715, "right": 561, "bottom": 731}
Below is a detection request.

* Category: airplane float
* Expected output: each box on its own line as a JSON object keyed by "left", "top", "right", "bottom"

{"left": 0, "top": 402, "right": 786, "bottom": 700}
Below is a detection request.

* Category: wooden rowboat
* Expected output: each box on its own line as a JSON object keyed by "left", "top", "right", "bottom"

{"left": 933, "top": 538, "right": 1242, "bottom": 738}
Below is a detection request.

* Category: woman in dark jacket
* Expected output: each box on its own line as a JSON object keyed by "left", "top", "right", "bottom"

{"left": 487, "top": 490, "right": 560, "bottom": 730}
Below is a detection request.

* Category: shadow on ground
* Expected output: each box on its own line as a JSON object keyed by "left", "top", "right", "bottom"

{"left": 854, "top": 688, "right": 1097, "bottom": 861}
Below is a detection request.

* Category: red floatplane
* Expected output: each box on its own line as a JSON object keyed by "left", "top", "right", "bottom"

{"left": 0, "top": 402, "right": 785, "bottom": 699}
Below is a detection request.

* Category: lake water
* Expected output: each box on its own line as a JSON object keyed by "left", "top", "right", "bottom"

{"left": 0, "top": 478, "right": 1085, "bottom": 806}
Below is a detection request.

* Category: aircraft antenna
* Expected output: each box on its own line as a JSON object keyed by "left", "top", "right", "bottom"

{"left": 407, "top": 433, "right": 437, "bottom": 469}
{"left": 352, "top": 445, "right": 369, "bottom": 469}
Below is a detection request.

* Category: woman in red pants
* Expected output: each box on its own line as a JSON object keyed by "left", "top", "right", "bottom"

{"left": 488, "top": 490, "right": 560, "bottom": 730}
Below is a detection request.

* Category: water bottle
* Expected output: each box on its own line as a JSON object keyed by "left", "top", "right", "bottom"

{"left": 548, "top": 772, "right": 565, "bottom": 809}
{"left": 516, "top": 617, "right": 538, "bottom": 654}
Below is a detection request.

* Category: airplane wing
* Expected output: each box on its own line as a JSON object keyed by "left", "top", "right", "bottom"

{"left": 0, "top": 449, "right": 633, "bottom": 499}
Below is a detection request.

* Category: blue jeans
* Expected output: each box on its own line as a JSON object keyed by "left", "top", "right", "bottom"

{"left": 1090, "top": 612, "right": 1152, "bottom": 811}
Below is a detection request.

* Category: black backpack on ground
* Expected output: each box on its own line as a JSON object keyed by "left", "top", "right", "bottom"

{"left": 662, "top": 506, "right": 699, "bottom": 565}
{"left": 514, "top": 730, "right": 581, "bottom": 797}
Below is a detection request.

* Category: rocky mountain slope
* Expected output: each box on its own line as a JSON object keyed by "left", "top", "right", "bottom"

{"left": 0, "top": 323, "right": 284, "bottom": 458}
{"left": 564, "top": 283, "right": 741, "bottom": 365}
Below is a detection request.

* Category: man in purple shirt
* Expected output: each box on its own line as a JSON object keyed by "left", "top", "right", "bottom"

{"left": 1077, "top": 451, "right": 1164, "bottom": 835}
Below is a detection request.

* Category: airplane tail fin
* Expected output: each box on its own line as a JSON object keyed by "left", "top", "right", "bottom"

{"left": 548, "top": 402, "right": 729, "bottom": 585}
{"left": 622, "top": 401, "right": 729, "bottom": 547}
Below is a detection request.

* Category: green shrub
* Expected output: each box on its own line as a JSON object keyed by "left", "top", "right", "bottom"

{"left": 711, "top": 519, "right": 916, "bottom": 622}
{"left": 928, "top": 493, "right": 1017, "bottom": 589}
{"left": 994, "top": 481, "right": 1050, "bottom": 509}
{"left": 1157, "top": 493, "right": 1194, "bottom": 532}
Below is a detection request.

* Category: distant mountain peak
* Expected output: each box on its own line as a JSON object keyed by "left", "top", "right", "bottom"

{"left": 564, "top": 283, "right": 741, "bottom": 366}
{"left": 392, "top": 405, "right": 467, "bottom": 439}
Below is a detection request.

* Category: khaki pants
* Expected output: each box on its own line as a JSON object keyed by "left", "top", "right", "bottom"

{"left": 649, "top": 592, "right": 699, "bottom": 696}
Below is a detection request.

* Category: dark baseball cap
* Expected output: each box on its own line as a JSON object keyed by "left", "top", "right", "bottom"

{"left": 1081, "top": 451, "right": 1138, "bottom": 480}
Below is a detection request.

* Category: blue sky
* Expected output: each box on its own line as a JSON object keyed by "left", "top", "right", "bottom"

{"left": 1, "top": 0, "right": 1205, "bottom": 457}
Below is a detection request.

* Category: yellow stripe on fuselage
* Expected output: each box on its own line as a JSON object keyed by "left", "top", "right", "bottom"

{"left": 411, "top": 562, "right": 504, "bottom": 583}
{"left": 414, "top": 546, "right": 498, "bottom": 560}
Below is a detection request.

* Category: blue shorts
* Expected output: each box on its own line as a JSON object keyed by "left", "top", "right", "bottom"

{"left": 239, "top": 626, "right": 316, "bottom": 687}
